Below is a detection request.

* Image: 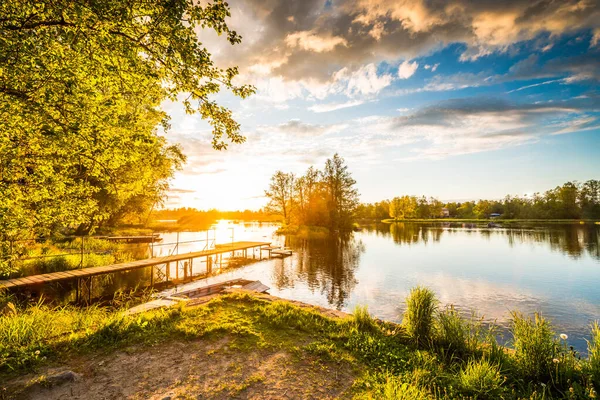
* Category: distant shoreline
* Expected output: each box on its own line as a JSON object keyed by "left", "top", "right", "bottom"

{"left": 379, "top": 218, "right": 600, "bottom": 224}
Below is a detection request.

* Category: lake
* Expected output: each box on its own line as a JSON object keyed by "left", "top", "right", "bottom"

{"left": 154, "top": 221, "right": 600, "bottom": 353}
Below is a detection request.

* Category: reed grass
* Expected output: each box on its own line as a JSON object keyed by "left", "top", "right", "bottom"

{"left": 457, "top": 359, "right": 505, "bottom": 398}
{"left": 435, "top": 305, "right": 483, "bottom": 360}
{"left": 510, "top": 311, "right": 557, "bottom": 381}
{"left": 351, "top": 305, "right": 379, "bottom": 333}
{"left": 587, "top": 321, "right": 600, "bottom": 388}
{"left": 403, "top": 286, "right": 437, "bottom": 347}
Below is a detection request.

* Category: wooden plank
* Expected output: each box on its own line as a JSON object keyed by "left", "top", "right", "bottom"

{"left": 0, "top": 280, "right": 17, "bottom": 289}
{"left": 1, "top": 241, "right": 271, "bottom": 289}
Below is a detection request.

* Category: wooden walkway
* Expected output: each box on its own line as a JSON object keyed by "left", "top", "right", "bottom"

{"left": 0, "top": 241, "right": 271, "bottom": 291}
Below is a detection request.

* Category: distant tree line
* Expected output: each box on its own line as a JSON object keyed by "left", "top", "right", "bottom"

{"left": 151, "top": 208, "right": 280, "bottom": 227}
{"left": 356, "top": 180, "right": 600, "bottom": 220}
{"left": 264, "top": 154, "right": 359, "bottom": 231}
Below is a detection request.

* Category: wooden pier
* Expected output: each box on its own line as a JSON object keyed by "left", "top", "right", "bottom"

{"left": 0, "top": 241, "right": 271, "bottom": 301}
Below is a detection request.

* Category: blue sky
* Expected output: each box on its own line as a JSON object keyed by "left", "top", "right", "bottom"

{"left": 163, "top": 0, "right": 600, "bottom": 210}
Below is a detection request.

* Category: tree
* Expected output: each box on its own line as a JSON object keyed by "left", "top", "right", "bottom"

{"left": 389, "top": 196, "right": 417, "bottom": 220}
{"left": 265, "top": 172, "right": 295, "bottom": 225}
{"left": 322, "top": 154, "right": 360, "bottom": 230}
{"left": 0, "top": 0, "right": 254, "bottom": 238}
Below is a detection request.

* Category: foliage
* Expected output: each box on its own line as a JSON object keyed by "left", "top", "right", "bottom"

{"left": 265, "top": 153, "right": 359, "bottom": 231}
{"left": 0, "top": 0, "right": 254, "bottom": 239}
{"left": 357, "top": 180, "right": 600, "bottom": 221}
{"left": 264, "top": 171, "right": 296, "bottom": 225}
{"left": 403, "top": 286, "right": 437, "bottom": 347}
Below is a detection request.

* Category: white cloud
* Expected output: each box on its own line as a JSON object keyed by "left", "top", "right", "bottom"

{"left": 591, "top": 28, "right": 600, "bottom": 47}
{"left": 285, "top": 30, "right": 347, "bottom": 53}
{"left": 334, "top": 63, "right": 393, "bottom": 97}
{"left": 398, "top": 60, "right": 419, "bottom": 79}
{"left": 309, "top": 100, "right": 365, "bottom": 113}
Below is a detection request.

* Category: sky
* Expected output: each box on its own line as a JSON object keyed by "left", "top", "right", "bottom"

{"left": 162, "top": 0, "right": 600, "bottom": 210}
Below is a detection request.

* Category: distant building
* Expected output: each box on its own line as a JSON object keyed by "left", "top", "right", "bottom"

{"left": 441, "top": 208, "right": 450, "bottom": 217}
{"left": 490, "top": 213, "right": 501, "bottom": 218}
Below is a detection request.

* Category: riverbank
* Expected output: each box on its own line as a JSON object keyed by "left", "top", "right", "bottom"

{"left": 3, "top": 289, "right": 600, "bottom": 399}
{"left": 381, "top": 218, "right": 600, "bottom": 224}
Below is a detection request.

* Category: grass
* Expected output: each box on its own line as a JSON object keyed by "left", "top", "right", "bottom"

{"left": 457, "top": 359, "right": 505, "bottom": 398}
{"left": 2, "top": 289, "right": 600, "bottom": 398}
{"left": 510, "top": 311, "right": 558, "bottom": 381}
{"left": 403, "top": 286, "right": 437, "bottom": 347}
{"left": 588, "top": 322, "right": 600, "bottom": 389}
{"left": 435, "top": 305, "right": 483, "bottom": 360}
{"left": 275, "top": 224, "right": 331, "bottom": 238}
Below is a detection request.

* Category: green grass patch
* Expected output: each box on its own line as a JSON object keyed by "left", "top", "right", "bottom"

{"left": 3, "top": 290, "right": 600, "bottom": 398}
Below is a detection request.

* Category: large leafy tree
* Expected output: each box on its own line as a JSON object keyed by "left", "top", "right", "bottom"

{"left": 0, "top": 1, "right": 254, "bottom": 238}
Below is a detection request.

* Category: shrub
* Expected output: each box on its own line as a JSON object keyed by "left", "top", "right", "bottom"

{"left": 457, "top": 359, "right": 505, "bottom": 398}
{"left": 403, "top": 286, "right": 437, "bottom": 347}
{"left": 436, "top": 305, "right": 482, "bottom": 360}
{"left": 510, "top": 312, "right": 557, "bottom": 381}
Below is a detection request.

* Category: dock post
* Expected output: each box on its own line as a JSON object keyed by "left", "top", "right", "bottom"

{"left": 166, "top": 262, "right": 170, "bottom": 282}
{"left": 88, "top": 277, "right": 93, "bottom": 303}
{"left": 150, "top": 265, "right": 154, "bottom": 287}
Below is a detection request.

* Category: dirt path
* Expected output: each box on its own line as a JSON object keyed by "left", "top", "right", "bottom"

{"left": 7, "top": 335, "right": 355, "bottom": 400}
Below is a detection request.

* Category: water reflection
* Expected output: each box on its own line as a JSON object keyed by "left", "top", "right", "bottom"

{"left": 367, "top": 223, "right": 600, "bottom": 261}
{"left": 273, "top": 235, "right": 365, "bottom": 309}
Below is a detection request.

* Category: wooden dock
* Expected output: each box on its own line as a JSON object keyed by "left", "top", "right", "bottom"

{"left": 0, "top": 241, "right": 271, "bottom": 299}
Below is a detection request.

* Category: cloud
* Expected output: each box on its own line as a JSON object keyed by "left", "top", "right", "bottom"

{"left": 398, "top": 60, "right": 419, "bottom": 79}
{"left": 354, "top": 96, "right": 600, "bottom": 159}
{"left": 207, "top": 0, "right": 600, "bottom": 85}
{"left": 592, "top": 28, "right": 600, "bottom": 47}
{"left": 308, "top": 99, "right": 365, "bottom": 113}
{"left": 424, "top": 63, "right": 440, "bottom": 72}
{"left": 334, "top": 63, "right": 393, "bottom": 97}
{"left": 285, "top": 30, "right": 348, "bottom": 52}
{"left": 260, "top": 119, "right": 345, "bottom": 137}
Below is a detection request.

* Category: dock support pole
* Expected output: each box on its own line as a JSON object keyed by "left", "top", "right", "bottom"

{"left": 166, "top": 262, "right": 170, "bottom": 283}
{"left": 151, "top": 265, "right": 154, "bottom": 287}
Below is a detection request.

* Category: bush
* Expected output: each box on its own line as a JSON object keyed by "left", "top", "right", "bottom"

{"left": 435, "top": 305, "right": 483, "bottom": 360}
{"left": 457, "top": 359, "right": 505, "bottom": 398}
{"left": 403, "top": 286, "right": 437, "bottom": 347}
{"left": 510, "top": 312, "right": 557, "bottom": 381}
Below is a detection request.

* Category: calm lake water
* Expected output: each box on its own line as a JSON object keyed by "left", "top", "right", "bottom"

{"left": 151, "top": 221, "right": 600, "bottom": 353}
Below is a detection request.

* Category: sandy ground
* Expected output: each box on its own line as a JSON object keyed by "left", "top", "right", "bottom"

{"left": 5, "top": 292, "right": 356, "bottom": 400}
{"left": 7, "top": 336, "right": 355, "bottom": 400}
